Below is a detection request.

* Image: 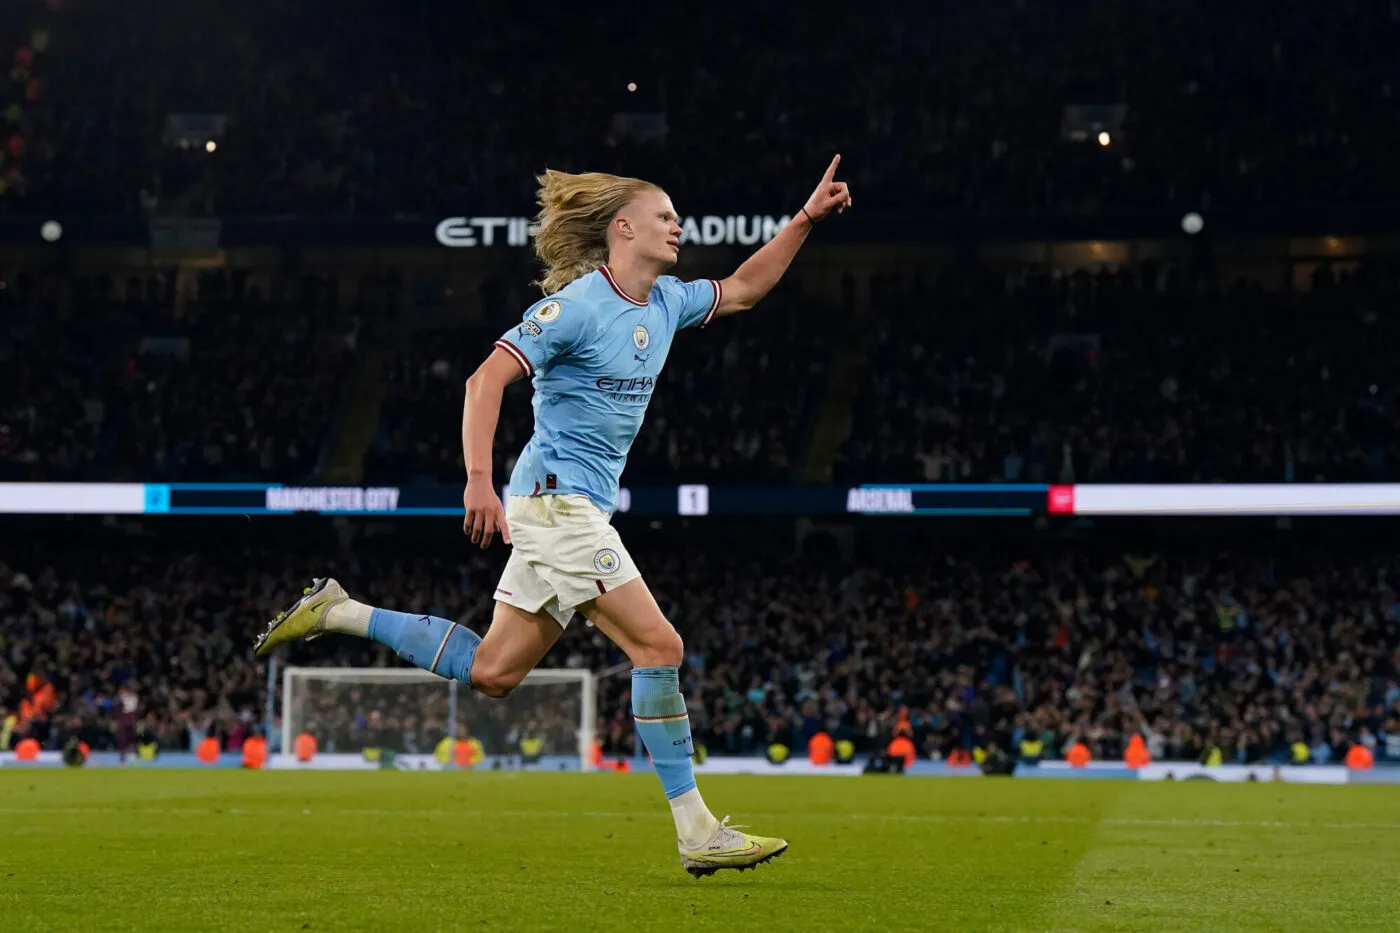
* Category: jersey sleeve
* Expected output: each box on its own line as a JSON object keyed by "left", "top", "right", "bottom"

{"left": 493, "top": 297, "right": 583, "bottom": 377}
{"left": 660, "top": 276, "right": 723, "bottom": 330}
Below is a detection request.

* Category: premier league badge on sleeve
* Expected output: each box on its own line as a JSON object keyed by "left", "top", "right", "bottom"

{"left": 533, "top": 300, "right": 562, "bottom": 322}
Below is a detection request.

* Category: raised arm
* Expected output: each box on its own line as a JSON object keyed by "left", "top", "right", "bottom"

{"left": 714, "top": 154, "right": 853, "bottom": 317}
{"left": 462, "top": 349, "right": 525, "bottom": 547}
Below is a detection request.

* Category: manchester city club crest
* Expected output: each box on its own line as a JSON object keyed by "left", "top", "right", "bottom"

{"left": 593, "top": 548, "right": 621, "bottom": 574}
{"left": 633, "top": 325, "right": 650, "bottom": 350}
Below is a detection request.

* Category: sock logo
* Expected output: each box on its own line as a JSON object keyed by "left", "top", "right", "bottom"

{"left": 593, "top": 548, "right": 621, "bottom": 574}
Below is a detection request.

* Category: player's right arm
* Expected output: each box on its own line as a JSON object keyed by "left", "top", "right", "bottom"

{"left": 462, "top": 350, "right": 525, "bottom": 547}
{"left": 462, "top": 298, "right": 584, "bottom": 547}
{"left": 712, "top": 154, "right": 851, "bottom": 317}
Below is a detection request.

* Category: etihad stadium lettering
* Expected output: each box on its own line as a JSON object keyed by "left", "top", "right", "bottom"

{"left": 436, "top": 215, "right": 790, "bottom": 248}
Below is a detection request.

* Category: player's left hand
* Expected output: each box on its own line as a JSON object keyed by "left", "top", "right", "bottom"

{"left": 802, "top": 154, "right": 853, "bottom": 223}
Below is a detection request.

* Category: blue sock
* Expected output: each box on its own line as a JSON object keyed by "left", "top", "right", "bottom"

{"left": 631, "top": 666, "right": 696, "bottom": 799}
{"left": 368, "top": 608, "right": 480, "bottom": 687}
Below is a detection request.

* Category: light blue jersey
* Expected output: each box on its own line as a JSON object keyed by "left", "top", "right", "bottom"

{"left": 494, "top": 266, "right": 721, "bottom": 514}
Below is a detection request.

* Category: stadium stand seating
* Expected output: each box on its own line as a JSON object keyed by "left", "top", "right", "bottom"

{"left": 0, "top": 270, "right": 357, "bottom": 481}
{"left": 4, "top": 522, "right": 1399, "bottom": 766}
{"left": 837, "top": 260, "right": 1400, "bottom": 484}
{"left": 7, "top": 0, "right": 1400, "bottom": 215}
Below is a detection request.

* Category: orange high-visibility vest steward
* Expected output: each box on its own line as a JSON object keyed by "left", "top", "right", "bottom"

{"left": 588, "top": 740, "right": 603, "bottom": 768}
{"left": 808, "top": 731, "right": 834, "bottom": 766}
{"left": 887, "top": 735, "right": 916, "bottom": 768}
{"left": 33, "top": 682, "right": 56, "bottom": 717}
{"left": 196, "top": 736, "right": 221, "bottom": 764}
{"left": 1345, "top": 744, "right": 1375, "bottom": 770}
{"left": 1124, "top": 735, "right": 1151, "bottom": 769}
{"left": 25, "top": 676, "right": 57, "bottom": 720}
{"left": 1067, "top": 742, "right": 1092, "bottom": 768}
{"left": 453, "top": 738, "right": 484, "bottom": 767}
{"left": 242, "top": 736, "right": 268, "bottom": 769}
{"left": 14, "top": 737, "right": 40, "bottom": 761}
{"left": 893, "top": 706, "right": 913, "bottom": 743}
{"left": 946, "top": 749, "right": 972, "bottom": 767}
{"left": 294, "top": 732, "right": 318, "bottom": 762}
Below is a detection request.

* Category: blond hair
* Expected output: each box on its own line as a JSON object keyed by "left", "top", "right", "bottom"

{"left": 532, "top": 169, "right": 660, "bottom": 295}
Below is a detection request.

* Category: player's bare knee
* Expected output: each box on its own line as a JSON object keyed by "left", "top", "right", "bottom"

{"left": 472, "top": 664, "right": 523, "bottom": 699}
{"left": 474, "top": 677, "right": 517, "bottom": 699}
{"left": 630, "top": 626, "right": 684, "bottom": 669}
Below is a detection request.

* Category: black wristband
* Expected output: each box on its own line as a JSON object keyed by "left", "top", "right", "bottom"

{"left": 801, "top": 205, "right": 820, "bottom": 225}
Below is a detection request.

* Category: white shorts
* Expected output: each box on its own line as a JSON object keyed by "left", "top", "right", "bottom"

{"left": 494, "top": 494, "right": 640, "bottom": 627}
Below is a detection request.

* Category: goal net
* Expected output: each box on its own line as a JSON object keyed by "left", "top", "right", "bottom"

{"left": 279, "top": 667, "right": 596, "bottom": 770}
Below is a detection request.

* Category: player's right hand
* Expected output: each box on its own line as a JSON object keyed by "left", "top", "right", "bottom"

{"left": 463, "top": 479, "right": 511, "bottom": 548}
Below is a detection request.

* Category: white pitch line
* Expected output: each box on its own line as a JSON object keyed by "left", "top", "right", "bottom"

{"left": 0, "top": 807, "right": 1397, "bottom": 831}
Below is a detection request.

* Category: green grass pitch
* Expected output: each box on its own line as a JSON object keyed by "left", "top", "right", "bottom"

{"left": 1, "top": 770, "right": 1397, "bottom": 932}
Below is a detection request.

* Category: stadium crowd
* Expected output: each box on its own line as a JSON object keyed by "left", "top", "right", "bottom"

{"left": 6, "top": 0, "right": 1400, "bottom": 216}
{"left": 3, "top": 262, "right": 848, "bottom": 487}
{"left": 10, "top": 255, "right": 1400, "bottom": 488}
{"left": 4, "top": 525, "right": 1398, "bottom": 768}
{"left": 365, "top": 280, "right": 843, "bottom": 486}
{"left": 1, "top": 269, "right": 365, "bottom": 482}
{"left": 838, "top": 260, "right": 1400, "bottom": 485}
{"left": 2, "top": 0, "right": 1398, "bottom": 487}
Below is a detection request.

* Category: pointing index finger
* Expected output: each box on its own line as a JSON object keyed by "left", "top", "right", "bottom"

{"left": 822, "top": 154, "right": 841, "bottom": 184}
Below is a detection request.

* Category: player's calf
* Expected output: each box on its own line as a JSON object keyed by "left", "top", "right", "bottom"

{"left": 631, "top": 661, "right": 790, "bottom": 875}
{"left": 361, "top": 608, "right": 481, "bottom": 684}
{"left": 256, "top": 579, "right": 482, "bottom": 686}
{"left": 582, "top": 580, "right": 789, "bottom": 872}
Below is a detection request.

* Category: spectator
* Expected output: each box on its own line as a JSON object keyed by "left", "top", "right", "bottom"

{"left": 5, "top": 522, "right": 1400, "bottom": 764}
{"left": 12, "top": 0, "right": 1400, "bottom": 217}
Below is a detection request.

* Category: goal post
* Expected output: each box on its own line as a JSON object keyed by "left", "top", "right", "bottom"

{"left": 280, "top": 667, "right": 596, "bottom": 771}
